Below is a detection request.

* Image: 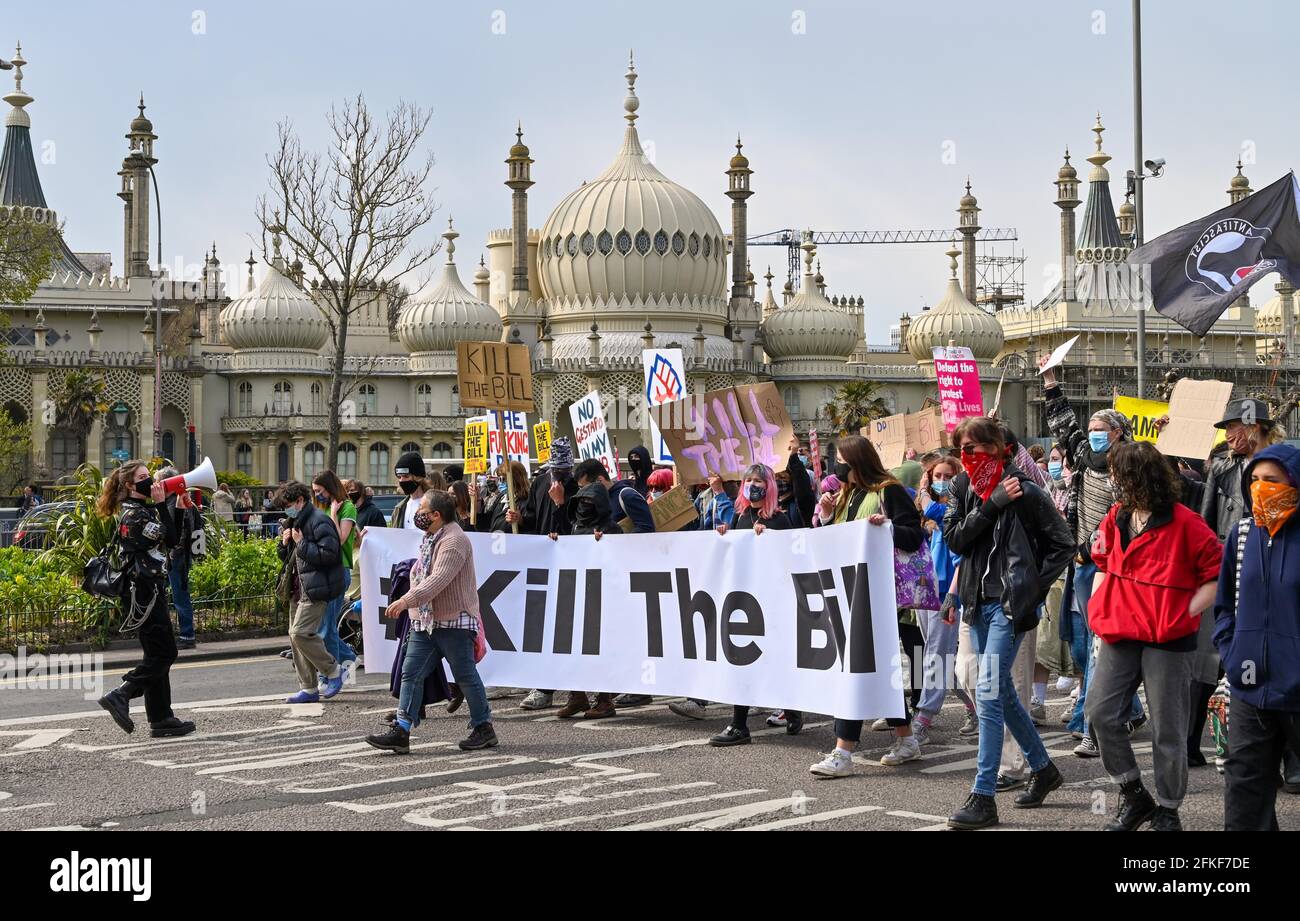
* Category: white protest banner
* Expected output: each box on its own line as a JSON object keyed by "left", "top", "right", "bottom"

{"left": 570, "top": 390, "right": 620, "bottom": 478}
{"left": 932, "top": 345, "right": 983, "bottom": 432}
{"left": 359, "top": 520, "right": 905, "bottom": 720}
{"left": 1038, "top": 335, "right": 1080, "bottom": 375}
{"left": 643, "top": 348, "right": 687, "bottom": 464}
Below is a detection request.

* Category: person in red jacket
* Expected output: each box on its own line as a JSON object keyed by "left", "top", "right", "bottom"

{"left": 1085, "top": 442, "right": 1221, "bottom": 831}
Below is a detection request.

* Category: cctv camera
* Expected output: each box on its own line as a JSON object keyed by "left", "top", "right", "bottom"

{"left": 1144, "top": 158, "right": 1166, "bottom": 176}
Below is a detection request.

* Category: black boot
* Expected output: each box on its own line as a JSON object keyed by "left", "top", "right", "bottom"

{"left": 948, "top": 792, "right": 998, "bottom": 830}
{"left": 460, "top": 722, "right": 498, "bottom": 751}
{"left": 785, "top": 711, "right": 805, "bottom": 736}
{"left": 709, "top": 724, "right": 752, "bottom": 747}
{"left": 97, "top": 684, "right": 135, "bottom": 735}
{"left": 150, "top": 717, "right": 196, "bottom": 738}
{"left": 366, "top": 724, "right": 410, "bottom": 754}
{"left": 1150, "top": 806, "right": 1183, "bottom": 831}
{"left": 1013, "top": 762, "right": 1063, "bottom": 808}
{"left": 1105, "top": 779, "right": 1157, "bottom": 830}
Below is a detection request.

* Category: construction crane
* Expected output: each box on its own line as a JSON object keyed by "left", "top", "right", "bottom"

{"left": 747, "top": 227, "right": 1022, "bottom": 306}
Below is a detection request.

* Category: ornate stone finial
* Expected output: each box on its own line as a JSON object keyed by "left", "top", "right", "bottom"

{"left": 4, "top": 41, "right": 33, "bottom": 126}
{"left": 246, "top": 250, "right": 256, "bottom": 293}
{"left": 10, "top": 42, "right": 25, "bottom": 92}
{"left": 87, "top": 308, "right": 102, "bottom": 333}
{"left": 1087, "top": 113, "right": 1111, "bottom": 174}
{"left": 764, "top": 266, "right": 774, "bottom": 287}
{"left": 138, "top": 93, "right": 145, "bottom": 118}
{"left": 623, "top": 51, "right": 639, "bottom": 125}
{"left": 946, "top": 241, "right": 961, "bottom": 278}
{"left": 443, "top": 217, "right": 458, "bottom": 262}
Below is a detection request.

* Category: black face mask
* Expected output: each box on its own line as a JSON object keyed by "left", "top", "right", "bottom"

{"left": 399, "top": 480, "right": 419, "bottom": 496}
{"left": 134, "top": 475, "right": 154, "bottom": 496}
{"left": 833, "top": 463, "right": 850, "bottom": 482}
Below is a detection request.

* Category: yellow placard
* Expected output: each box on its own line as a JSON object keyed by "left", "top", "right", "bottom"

{"left": 464, "top": 419, "right": 490, "bottom": 475}
{"left": 1114, "top": 394, "right": 1227, "bottom": 448}
{"left": 533, "top": 421, "right": 552, "bottom": 466}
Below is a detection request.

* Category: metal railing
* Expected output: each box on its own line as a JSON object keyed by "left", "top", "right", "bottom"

{"left": 0, "top": 593, "right": 287, "bottom": 653}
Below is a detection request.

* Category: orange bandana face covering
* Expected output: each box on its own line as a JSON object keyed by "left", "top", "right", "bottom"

{"left": 1251, "top": 480, "right": 1299, "bottom": 537}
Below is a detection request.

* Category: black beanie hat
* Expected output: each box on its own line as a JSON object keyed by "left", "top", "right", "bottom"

{"left": 443, "top": 464, "right": 464, "bottom": 482}
{"left": 395, "top": 451, "right": 426, "bottom": 478}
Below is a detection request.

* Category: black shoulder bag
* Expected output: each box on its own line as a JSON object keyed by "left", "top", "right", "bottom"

{"left": 83, "top": 530, "right": 125, "bottom": 601}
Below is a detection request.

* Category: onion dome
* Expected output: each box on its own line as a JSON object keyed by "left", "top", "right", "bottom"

{"left": 219, "top": 228, "right": 328, "bottom": 351}
{"left": 760, "top": 239, "right": 858, "bottom": 360}
{"left": 729, "top": 135, "right": 749, "bottom": 169}
{"left": 537, "top": 54, "right": 727, "bottom": 305}
{"left": 1057, "top": 148, "right": 1078, "bottom": 181}
{"left": 396, "top": 219, "right": 502, "bottom": 353}
{"left": 906, "top": 244, "right": 1004, "bottom": 361}
{"left": 509, "top": 122, "right": 530, "bottom": 159}
{"left": 129, "top": 95, "right": 153, "bottom": 134}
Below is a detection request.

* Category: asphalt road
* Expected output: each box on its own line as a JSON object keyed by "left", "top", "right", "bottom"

{"left": 1, "top": 654, "right": 1296, "bottom": 831}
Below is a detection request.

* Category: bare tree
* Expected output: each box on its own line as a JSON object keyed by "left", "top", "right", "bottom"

{"left": 257, "top": 96, "right": 440, "bottom": 462}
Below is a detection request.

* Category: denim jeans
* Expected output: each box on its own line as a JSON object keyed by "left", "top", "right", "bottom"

{"left": 1069, "top": 561, "right": 1143, "bottom": 734}
{"left": 398, "top": 628, "right": 490, "bottom": 730}
{"left": 319, "top": 568, "right": 356, "bottom": 665}
{"left": 969, "top": 602, "right": 1050, "bottom": 796}
{"left": 168, "top": 561, "right": 195, "bottom": 642}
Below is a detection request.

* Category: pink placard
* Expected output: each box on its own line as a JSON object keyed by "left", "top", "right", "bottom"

{"left": 932, "top": 346, "right": 984, "bottom": 432}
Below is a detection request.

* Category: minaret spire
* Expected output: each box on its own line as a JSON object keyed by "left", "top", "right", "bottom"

{"left": 623, "top": 51, "right": 639, "bottom": 126}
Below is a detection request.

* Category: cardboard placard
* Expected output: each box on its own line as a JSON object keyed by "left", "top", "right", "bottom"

{"left": 456, "top": 341, "right": 535, "bottom": 412}
{"left": 862, "top": 413, "right": 907, "bottom": 469}
{"left": 464, "top": 419, "right": 490, "bottom": 475}
{"left": 569, "top": 391, "right": 620, "bottom": 479}
{"left": 904, "top": 405, "right": 948, "bottom": 454}
{"left": 651, "top": 382, "right": 794, "bottom": 487}
{"left": 1154, "top": 379, "right": 1234, "bottom": 460}
{"left": 619, "top": 484, "right": 698, "bottom": 534}
{"left": 533, "top": 421, "right": 553, "bottom": 466}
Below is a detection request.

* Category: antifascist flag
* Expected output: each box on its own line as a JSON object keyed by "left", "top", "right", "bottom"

{"left": 1127, "top": 172, "right": 1300, "bottom": 336}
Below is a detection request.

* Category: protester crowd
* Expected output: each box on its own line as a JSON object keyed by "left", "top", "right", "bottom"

{"left": 89, "top": 368, "right": 1300, "bottom": 831}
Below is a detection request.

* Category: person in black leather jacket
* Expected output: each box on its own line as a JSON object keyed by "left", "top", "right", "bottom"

{"left": 277, "top": 481, "right": 346, "bottom": 704}
{"left": 941, "top": 418, "right": 1072, "bottom": 830}
{"left": 94, "top": 461, "right": 196, "bottom": 739}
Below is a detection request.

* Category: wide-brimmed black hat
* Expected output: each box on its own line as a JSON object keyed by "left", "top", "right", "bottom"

{"left": 1213, "top": 398, "right": 1274, "bottom": 429}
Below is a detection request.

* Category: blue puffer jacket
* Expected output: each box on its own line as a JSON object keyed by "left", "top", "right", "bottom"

{"left": 1212, "top": 444, "right": 1300, "bottom": 712}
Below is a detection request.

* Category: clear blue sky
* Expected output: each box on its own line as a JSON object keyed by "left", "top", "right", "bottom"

{"left": 9, "top": 0, "right": 1298, "bottom": 339}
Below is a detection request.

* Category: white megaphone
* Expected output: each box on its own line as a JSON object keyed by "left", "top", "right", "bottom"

{"left": 162, "top": 456, "right": 218, "bottom": 495}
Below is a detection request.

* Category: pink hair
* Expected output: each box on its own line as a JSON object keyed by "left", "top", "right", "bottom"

{"left": 735, "top": 463, "right": 779, "bottom": 520}
{"left": 647, "top": 468, "right": 675, "bottom": 491}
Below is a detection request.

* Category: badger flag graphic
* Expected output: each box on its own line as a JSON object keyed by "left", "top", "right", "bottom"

{"left": 1127, "top": 172, "right": 1300, "bottom": 336}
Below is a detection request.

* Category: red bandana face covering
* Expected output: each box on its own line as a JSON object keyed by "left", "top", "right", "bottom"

{"left": 962, "top": 451, "right": 1005, "bottom": 503}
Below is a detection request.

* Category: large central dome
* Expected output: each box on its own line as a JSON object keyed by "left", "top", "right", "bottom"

{"left": 537, "top": 58, "right": 727, "bottom": 307}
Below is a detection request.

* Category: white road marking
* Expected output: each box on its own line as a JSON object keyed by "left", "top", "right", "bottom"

{"left": 886, "top": 810, "right": 949, "bottom": 822}
{"left": 497, "top": 789, "right": 767, "bottom": 831}
{"left": 742, "top": 805, "right": 886, "bottom": 830}
{"left": 402, "top": 780, "right": 717, "bottom": 829}
{"left": 0, "top": 687, "right": 376, "bottom": 727}
{"left": 191, "top": 702, "right": 325, "bottom": 718}
{"left": 615, "top": 796, "right": 804, "bottom": 830}
{"left": 548, "top": 721, "right": 830, "bottom": 763}
{"left": 0, "top": 728, "right": 86, "bottom": 750}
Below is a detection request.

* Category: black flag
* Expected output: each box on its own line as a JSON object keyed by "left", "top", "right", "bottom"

{"left": 1126, "top": 172, "right": 1300, "bottom": 336}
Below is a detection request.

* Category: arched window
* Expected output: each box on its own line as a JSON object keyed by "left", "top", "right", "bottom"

{"left": 358, "top": 383, "right": 378, "bottom": 416}
{"left": 432, "top": 442, "right": 453, "bottom": 459}
{"left": 273, "top": 380, "right": 293, "bottom": 414}
{"left": 369, "top": 443, "right": 390, "bottom": 483}
{"left": 401, "top": 442, "right": 422, "bottom": 457}
{"left": 161, "top": 430, "right": 176, "bottom": 462}
{"left": 783, "top": 387, "right": 801, "bottom": 420}
{"left": 310, "top": 382, "right": 323, "bottom": 415}
{"left": 236, "top": 442, "right": 253, "bottom": 475}
{"left": 2, "top": 400, "right": 27, "bottom": 424}
{"left": 416, "top": 383, "right": 433, "bottom": 415}
{"left": 49, "top": 431, "right": 85, "bottom": 477}
{"left": 303, "top": 442, "right": 326, "bottom": 479}
{"left": 103, "top": 425, "right": 133, "bottom": 469}
{"left": 450, "top": 385, "right": 460, "bottom": 415}
{"left": 336, "top": 442, "right": 358, "bottom": 478}
{"left": 237, "top": 382, "right": 253, "bottom": 416}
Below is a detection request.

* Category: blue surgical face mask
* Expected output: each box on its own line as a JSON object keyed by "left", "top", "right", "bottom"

{"left": 1048, "top": 461, "right": 1063, "bottom": 479}
{"left": 1088, "top": 431, "right": 1111, "bottom": 453}
{"left": 497, "top": 481, "right": 508, "bottom": 494}
{"left": 931, "top": 478, "right": 950, "bottom": 496}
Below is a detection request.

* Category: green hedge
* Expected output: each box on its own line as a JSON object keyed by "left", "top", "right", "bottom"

{"left": 189, "top": 535, "right": 282, "bottom": 600}
{"left": 0, "top": 547, "right": 84, "bottom": 611}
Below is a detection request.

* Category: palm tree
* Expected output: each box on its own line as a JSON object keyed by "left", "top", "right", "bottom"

{"left": 51, "top": 370, "right": 107, "bottom": 438}
{"left": 823, "top": 381, "right": 890, "bottom": 436}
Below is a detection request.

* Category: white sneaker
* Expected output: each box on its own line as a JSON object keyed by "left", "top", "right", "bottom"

{"left": 765, "top": 709, "right": 788, "bottom": 728}
{"left": 881, "top": 736, "right": 921, "bottom": 765}
{"left": 485, "top": 687, "right": 516, "bottom": 701}
{"left": 668, "top": 699, "right": 707, "bottom": 720}
{"left": 809, "top": 749, "right": 856, "bottom": 778}
{"left": 520, "top": 690, "right": 554, "bottom": 710}
{"left": 871, "top": 717, "right": 892, "bottom": 732}
{"left": 910, "top": 719, "right": 931, "bottom": 746}
{"left": 1056, "top": 676, "right": 1077, "bottom": 693}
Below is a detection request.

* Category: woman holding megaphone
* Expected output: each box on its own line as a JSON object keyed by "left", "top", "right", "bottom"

{"left": 94, "top": 460, "right": 197, "bottom": 738}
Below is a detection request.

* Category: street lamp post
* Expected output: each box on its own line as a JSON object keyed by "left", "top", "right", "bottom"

{"left": 148, "top": 163, "right": 163, "bottom": 456}
{"left": 1132, "top": 0, "right": 1146, "bottom": 399}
